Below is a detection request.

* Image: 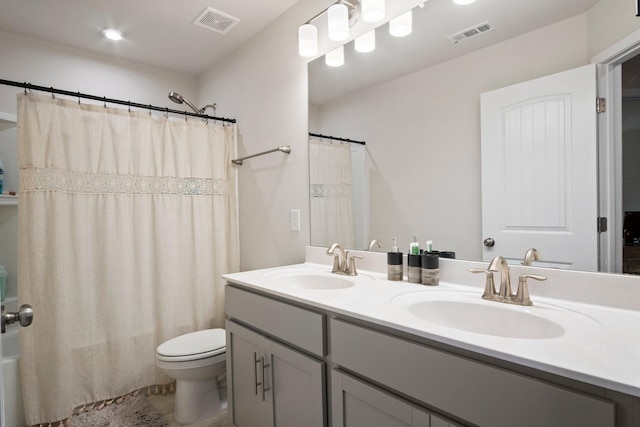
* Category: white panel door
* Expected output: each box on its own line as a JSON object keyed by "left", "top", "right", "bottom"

{"left": 481, "top": 64, "right": 598, "bottom": 271}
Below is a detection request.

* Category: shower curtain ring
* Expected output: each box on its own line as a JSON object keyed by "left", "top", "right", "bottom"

{"left": 77, "top": 92, "right": 81, "bottom": 104}
{"left": 50, "top": 87, "right": 55, "bottom": 99}
{"left": 164, "top": 107, "right": 169, "bottom": 119}
{"left": 149, "top": 104, "right": 152, "bottom": 116}
{"left": 103, "top": 96, "right": 107, "bottom": 108}
{"left": 128, "top": 101, "right": 131, "bottom": 112}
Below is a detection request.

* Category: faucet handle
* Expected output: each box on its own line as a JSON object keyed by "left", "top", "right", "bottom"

{"left": 346, "top": 254, "right": 365, "bottom": 276}
{"left": 515, "top": 274, "right": 547, "bottom": 306}
{"left": 469, "top": 268, "right": 497, "bottom": 300}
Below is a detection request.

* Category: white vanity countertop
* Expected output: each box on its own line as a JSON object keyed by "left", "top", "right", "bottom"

{"left": 223, "top": 249, "right": 640, "bottom": 398}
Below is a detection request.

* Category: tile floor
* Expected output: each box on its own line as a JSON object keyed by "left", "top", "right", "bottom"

{"left": 148, "top": 392, "right": 228, "bottom": 427}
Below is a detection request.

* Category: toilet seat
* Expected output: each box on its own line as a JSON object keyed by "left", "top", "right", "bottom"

{"left": 157, "top": 329, "right": 226, "bottom": 362}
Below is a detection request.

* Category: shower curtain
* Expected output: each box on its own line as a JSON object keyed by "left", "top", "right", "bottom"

{"left": 16, "top": 93, "right": 239, "bottom": 425}
{"left": 309, "top": 137, "right": 354, "bottom": 248}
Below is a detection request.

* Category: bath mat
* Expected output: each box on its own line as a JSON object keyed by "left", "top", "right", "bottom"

{"left": 67, "top": 394, "right": 168, "bottom": 427}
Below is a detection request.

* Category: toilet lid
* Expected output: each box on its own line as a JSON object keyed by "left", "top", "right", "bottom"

{"left": 157, "top": 329, "right": 226, "bottom": 360}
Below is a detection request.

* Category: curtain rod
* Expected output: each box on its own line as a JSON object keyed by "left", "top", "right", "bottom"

{"left": 309, "top": 132, "right": 365, "bottom": 145}
{"left": 0, "top": 78, "right": 236, "bottom": 124}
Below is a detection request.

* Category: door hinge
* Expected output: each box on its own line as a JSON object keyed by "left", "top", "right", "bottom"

{"left": 597, "top": 217, "right": 608, "bottom": 233}
{"left": 596, "top": 97, "right": 606, "bottom": 114}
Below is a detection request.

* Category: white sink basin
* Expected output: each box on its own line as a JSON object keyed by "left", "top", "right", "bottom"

{"left": 266, "top": 270, "right": 371, "bottom": 290}
{"left": 407, "top": 300, "right": 564, "bottom": 339}
{"left": 392, "top": 291, "right": 601, "bottom": 340}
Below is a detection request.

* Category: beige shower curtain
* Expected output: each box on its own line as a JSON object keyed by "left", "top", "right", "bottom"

{"left": 309, "top": 137, "right": 354, "bottom": 248}
{"left": 16, "top": 93, "right": 239, "bottom": 425}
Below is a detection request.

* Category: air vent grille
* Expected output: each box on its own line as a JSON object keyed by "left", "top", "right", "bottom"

{"left": 193, "top": 7, "right": 240, "bottom": 35}
{"left": 446, "top": 21, "right": 494, "bottom": 44}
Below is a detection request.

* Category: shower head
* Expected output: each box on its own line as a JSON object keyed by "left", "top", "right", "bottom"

{"left": 278, "top": 146, "right": 292, "bottom": 154}
{"left": 168, "top": 91, "right": 202, "bottom": 114}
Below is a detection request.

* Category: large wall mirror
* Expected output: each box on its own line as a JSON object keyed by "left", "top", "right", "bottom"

{"left": 308, "top": 0, "right": 640, "bottom": 274}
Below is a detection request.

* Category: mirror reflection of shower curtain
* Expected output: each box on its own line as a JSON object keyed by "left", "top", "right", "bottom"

{"left": 17, "top": 93, "right": 239, "bottom": 425}
{"left": 309, "top": 138, "right": 355, "bottom": 248}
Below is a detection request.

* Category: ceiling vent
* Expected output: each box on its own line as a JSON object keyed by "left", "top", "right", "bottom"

{"left": 446, "top": 21, "right": 494, "bottom": 44}
{"left": 193, "top": 7, "right": 240, "bottom": 35}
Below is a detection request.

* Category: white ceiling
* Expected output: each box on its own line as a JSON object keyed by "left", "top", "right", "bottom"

{"left": 0, "top": 0, "right": 301, "bottom": 76}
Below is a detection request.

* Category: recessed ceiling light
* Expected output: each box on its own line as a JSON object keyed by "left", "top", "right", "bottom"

{"left": 103, "top": 29, "right": 124, "bottom": 41}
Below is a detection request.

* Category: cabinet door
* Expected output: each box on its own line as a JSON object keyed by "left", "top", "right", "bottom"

{"left": 332, "top": 370, "right": 429, "bottom": 427}
{"left": 263, "top": 337, "right": 326, "bottom": 427}
{"left": 431, "top": 414, "right": 464, "bottom": 427}
{"left": 226, "top": 320, "right": 267, "bottom": 427}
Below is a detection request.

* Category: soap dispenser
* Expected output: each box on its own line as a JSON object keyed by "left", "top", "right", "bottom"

{"left": 407, "top": 236, "right": 421, "bottom": 283}
{"left": 387, "top": 237, "right": 403, "bottom": 281}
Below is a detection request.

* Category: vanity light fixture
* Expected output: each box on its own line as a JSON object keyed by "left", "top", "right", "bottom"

{"left": 325, "top": 45, "right": 345, "bottom": 66}
{"left": 389, "top": 10, "right": 412, "bottom": 37}
{"left": 328, "top": 3, "right": 350, "bottom": 41}
{"left": 102, "top": 28, "right": 124, "bottom": 41}
{"left": 362, "top": 0, "right": 385, "bottom": 23}
{"left": 297, "top": 0, "right": 361, "bottom": 57}
{"left": 354, "top": 30, "right": 375, "bottom": 53}
{"left": 298, "top": 24, "right": 319, "bottom": 57}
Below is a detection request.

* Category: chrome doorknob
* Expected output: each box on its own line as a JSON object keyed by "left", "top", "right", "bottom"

{"left": 1, "top": 304, "right": 34, "bottom": 333}
{"left": 483, "top": 238, "right": 495, "bottom": 247}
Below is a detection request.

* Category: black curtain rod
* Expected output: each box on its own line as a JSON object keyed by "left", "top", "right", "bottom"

{"left": 309, "top": 132, "right": 365, "bottom": 145}
{"left": 0, "top": 79, "right": 236, "bottom": 124}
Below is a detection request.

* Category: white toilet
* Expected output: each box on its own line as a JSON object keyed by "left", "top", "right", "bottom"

{"left": 156, "top": 328, "right": 227, "bottom": 424}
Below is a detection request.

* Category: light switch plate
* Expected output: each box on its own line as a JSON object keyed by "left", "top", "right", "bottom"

{"left": 290, "top": 209, "right": 301, "bottom": 231}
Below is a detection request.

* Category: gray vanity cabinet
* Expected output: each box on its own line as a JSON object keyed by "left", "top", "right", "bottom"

{"left": 225, "top": 285, "right": 326, "bottom": 427}
{"left": 225, "top": 282, "right": 623, "bottom": 427}
{"left": 330, "top": 318, "right": 614, "bottom": 427}
{"left": 331, "top": 369, "right": 432, "bottom": 427}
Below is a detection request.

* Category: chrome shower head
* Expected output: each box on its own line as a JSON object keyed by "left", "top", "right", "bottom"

{"left": 168, "top": 91, "right": 184, "bottom": 104}
{"left": 168, "top": 92, "right": 202, "bottom": 114}
{"left": 278, "top": 146, "right": 292, "bottom": 154}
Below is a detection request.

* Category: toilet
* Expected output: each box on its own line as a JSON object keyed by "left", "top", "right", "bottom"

{"left": 156, "top": 328, "right": 227, "bottom": 424}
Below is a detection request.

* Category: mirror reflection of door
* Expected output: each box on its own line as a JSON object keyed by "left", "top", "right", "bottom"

{"left": 622, "top": 55, "right": 640, "bottom": 275}
{"left": 480, "top": 64, "right": 598, "bottom": 271}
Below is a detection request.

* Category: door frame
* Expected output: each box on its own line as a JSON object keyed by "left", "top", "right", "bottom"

{"left": 593, "top": 28, "right": 640, "bottom": 273}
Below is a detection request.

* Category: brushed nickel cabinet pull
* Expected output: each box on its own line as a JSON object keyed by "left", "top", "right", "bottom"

{"left": 261, "top": 356, "right": 271, "bottom": 402}
{"left": 253, "top": 352, "right": 262, "bottom": 396}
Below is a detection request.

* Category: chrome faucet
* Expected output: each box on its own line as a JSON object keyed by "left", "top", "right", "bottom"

{"left": 326, "top": 243, "right": 364, "bottom": 276}
{"left": 522, "top": 248, "right": 541, "bottom": 266}
{"left": 469, "top": 256, "right": 547, "bottom": 306}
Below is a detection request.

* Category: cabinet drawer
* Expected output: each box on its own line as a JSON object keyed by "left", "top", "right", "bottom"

{"left": 330, "top": 319, "right": 614, "bottom": 427}
{"left": 226, "top": 285, "right": 325, "bottom": 357}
